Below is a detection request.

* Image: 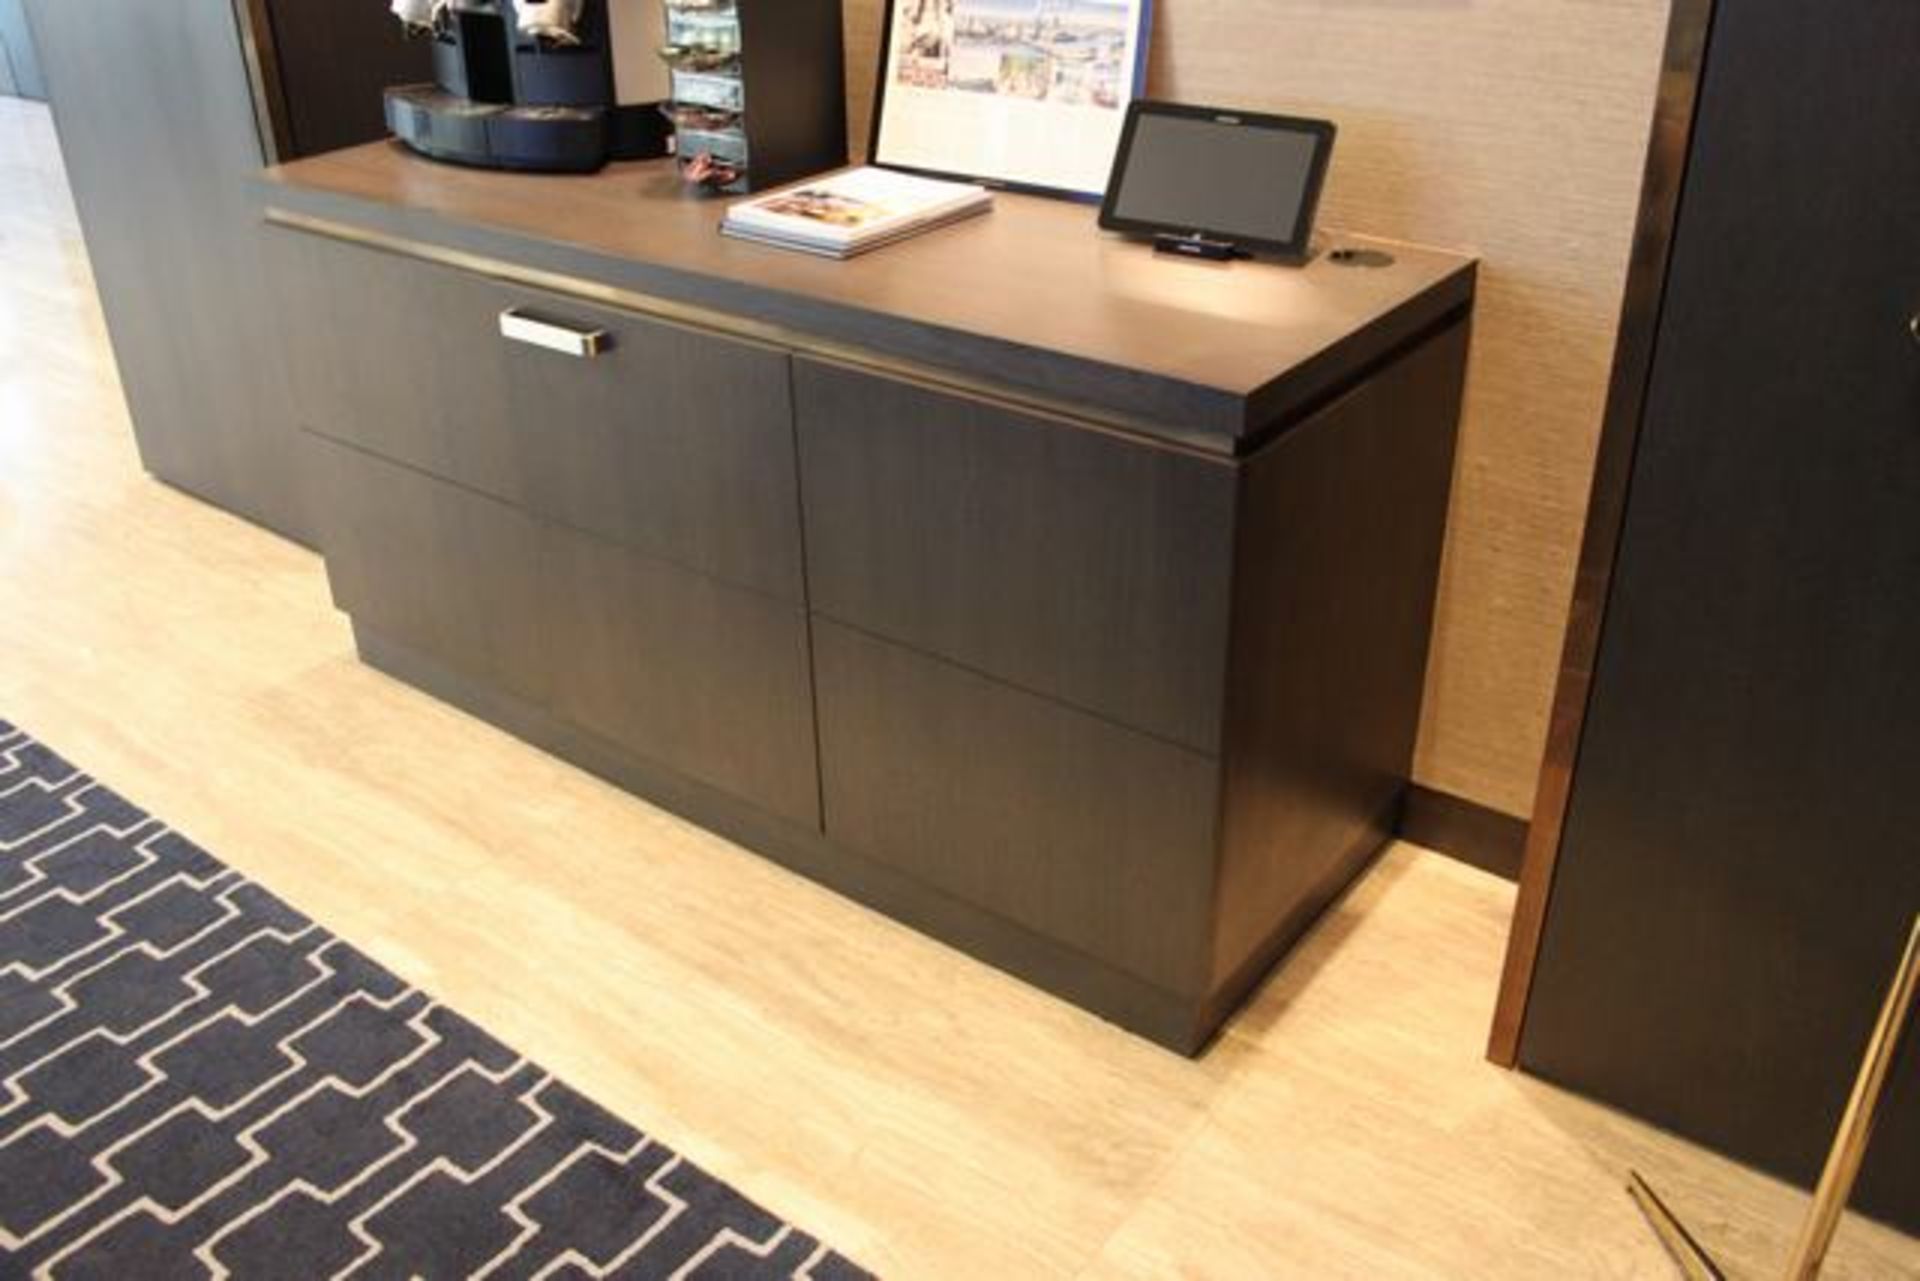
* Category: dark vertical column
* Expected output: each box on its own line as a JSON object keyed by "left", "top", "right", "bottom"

{"left": 1519, "top": 0, "right": 1920, "bottom": 1231}
{"left": 26, "top": 0, "right": 314, "bottom": 543}
{"left": 0, "top": 0, "right": 44, "bottom": 99}
{"left": 254, "top": 0, "right": 431, "bottom": 159}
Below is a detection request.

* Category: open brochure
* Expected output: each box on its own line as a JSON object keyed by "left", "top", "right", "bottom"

{"left": 721, "top": 166, "right": 993, "bottom": 259}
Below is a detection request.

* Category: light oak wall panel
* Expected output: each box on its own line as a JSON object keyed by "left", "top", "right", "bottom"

{"left": 841, "top": 1, "right": 1671, "bottom": 818}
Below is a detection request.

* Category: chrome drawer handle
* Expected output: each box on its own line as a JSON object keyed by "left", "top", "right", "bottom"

{"left": 1910, "top": 312, "right": 1919, "bottom": 347}
{"left": 499, "top": 308, "right": 609, "bottom": 359}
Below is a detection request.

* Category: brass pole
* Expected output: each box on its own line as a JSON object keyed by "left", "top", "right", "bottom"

{"left": 1629, "top": 1170, "right": 1727, "bottom": 1281}
{"left": 1783, "top": 913, "right": 1920, "bottom": 1280}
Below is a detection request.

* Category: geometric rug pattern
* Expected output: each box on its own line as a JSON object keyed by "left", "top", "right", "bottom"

{"left": 0, "top": 721, "right": 872, "bottom": 1280}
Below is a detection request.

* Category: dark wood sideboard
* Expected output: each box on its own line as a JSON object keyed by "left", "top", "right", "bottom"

{"left": 260, "top": 144, "right": 1475, "bottom": 1053}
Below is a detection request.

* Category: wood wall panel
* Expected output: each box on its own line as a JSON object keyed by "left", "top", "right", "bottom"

{"left": 841, "top": 0, "right": 1671, "bottom": 817}
{"left": 0, "top": 0, "right": 42, "bottom": 100}
{"left": 253, "top": 0, "right": 432, "bottom": 160}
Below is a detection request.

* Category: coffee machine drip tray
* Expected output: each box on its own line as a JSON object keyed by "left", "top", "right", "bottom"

{"left": 386, "top": 85, "right": 669, "bottom": 174}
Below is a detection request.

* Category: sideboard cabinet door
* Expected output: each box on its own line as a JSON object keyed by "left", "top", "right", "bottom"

{"left": 278, "top": 233, "right": 804, "bottom": 601}
{"left": 814, "top": 621, "right": 1220, "bottom": 994}
{"left": 305, "top": 436, "right": 821, "bottom": 828}
{"left": 794, "top": 359, "right": 1236, "bottom": 754}
{"left": 307, "top": 438, "right": 550, "bottom": 707}
{"left": 542, "top": 525, "right": 820, "bottom": 828}
{"left": 276, "top": 232, "right": 522, "bottom": 504}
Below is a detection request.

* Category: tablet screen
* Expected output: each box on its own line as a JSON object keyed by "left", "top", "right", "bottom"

{"left": 1102, "top": 106, "right": 1335, "bottom": 257}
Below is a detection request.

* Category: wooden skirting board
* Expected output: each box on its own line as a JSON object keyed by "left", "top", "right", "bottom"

{"left": 1399, "top": 786, "right": 1528, "bottom": 883}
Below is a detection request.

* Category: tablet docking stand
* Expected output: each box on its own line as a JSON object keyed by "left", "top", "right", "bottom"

{"left": 1154, "top": 232, "right": 1248, "bottom": 262}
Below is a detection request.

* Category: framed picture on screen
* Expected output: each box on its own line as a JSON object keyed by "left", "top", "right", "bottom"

{"left": 868, "top": 0, "right": 1154, "bottom": 201}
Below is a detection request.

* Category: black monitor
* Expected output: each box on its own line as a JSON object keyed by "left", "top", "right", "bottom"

{"left": 1100, "top": 102, "right": 1337, "bottom": 262}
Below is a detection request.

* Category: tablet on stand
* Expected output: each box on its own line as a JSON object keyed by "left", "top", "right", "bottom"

{"left": 1099, "top": 101, "right": 1337, "bottom": 264}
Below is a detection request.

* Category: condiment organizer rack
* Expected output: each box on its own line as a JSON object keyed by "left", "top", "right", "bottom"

{"left": 659, "top": 0, "right": 847, "bottom": 195}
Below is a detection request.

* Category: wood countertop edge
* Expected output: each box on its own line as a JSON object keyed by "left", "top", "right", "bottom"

{"left": 256, "top": 159, "right": 1477, "bottom": 458}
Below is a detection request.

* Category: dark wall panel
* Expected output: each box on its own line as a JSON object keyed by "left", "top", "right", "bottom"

{"left": 259, "top": 0, "right": 429, "bottom": 158}
{"left": 0, "top": 0, "right": 43, "bottom": 99}
{"left": 1520, "top": 0, "right": 1920, "bottom": 1231}
{"left": 27, "top": 0, "right": 313, "bottom": 542}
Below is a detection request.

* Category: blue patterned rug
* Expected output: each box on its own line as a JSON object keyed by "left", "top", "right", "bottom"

{"left": 0, "top": 721, "right": 871, "bottom": 1280}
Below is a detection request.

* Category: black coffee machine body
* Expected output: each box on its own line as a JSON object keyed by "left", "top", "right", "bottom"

{"left": 386, "top": 0, "right": 672, "bottom": 173}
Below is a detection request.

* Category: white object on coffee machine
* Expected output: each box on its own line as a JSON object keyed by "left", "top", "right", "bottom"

{"left": 392, "top": 0, "right": 668, "bottom": 104}
{"left": 516, "top": 0, "right": 588, "bottom": 45}
{"left": 389, "top": 0, "right": 435, "bottom": 30}
{"left": 389, "top": 0, "right": 448, "bottom": 33}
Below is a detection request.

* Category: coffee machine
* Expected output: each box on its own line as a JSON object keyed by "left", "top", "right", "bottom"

{"left": 384, "top": 0, "right": 672, "bottom": 172}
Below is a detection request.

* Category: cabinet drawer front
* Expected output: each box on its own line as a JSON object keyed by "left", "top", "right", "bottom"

{"left": 796, "top": 360, "right": 1236, "bottom": 753}
{"left": 278, "top": 232, "right": 523, "bottom": 504}
{"left": 279, "top": 232, "right": 804, "bottom": 601}
{"left": 308, "top": 438, "right": 549, "bottom": 706}
{"left": 543, "top": 527, "right": 820, "bottom": 829}
{"left": 815, "top": 622, "right": 1218, "bottom": 993}
{"left": 309, "top": 441, "right": 821, "bottom": 828}
{"left": 502, "top": 295, "right": 802, "bottom": 602}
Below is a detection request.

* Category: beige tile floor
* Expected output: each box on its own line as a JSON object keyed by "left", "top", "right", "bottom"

{"left": 1, "top": 96, "right": 1914, "bottom": 1279}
